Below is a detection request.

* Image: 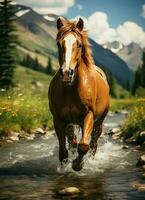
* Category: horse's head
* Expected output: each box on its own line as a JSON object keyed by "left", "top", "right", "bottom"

{"left": 56, "top": 18, "right": 84, "bottom": 84}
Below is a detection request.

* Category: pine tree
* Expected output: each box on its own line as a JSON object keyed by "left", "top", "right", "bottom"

{"left": 25, "top": 54, "right": 31, "bottom": 68}
{"left": 107, "top": 71, "right": 116, "bottom": 97}
{"left": 33, "top": 57, "right": 39, "bottom": 71}
{"left": 125, "top": 79, "right": 130, "bottom": 91}
{"left": 132, "top": 66, "right": 142, "bottom": 95}
{"left": 46, "top": 56, "right": 53, "bottom": 75}
{"left": 0, "top": 0, "right": 17, "bottom": 89}
{"left": 132, "top": 51, "right": 145, "bottom": 95}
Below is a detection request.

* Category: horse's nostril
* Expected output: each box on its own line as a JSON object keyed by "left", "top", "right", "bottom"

{"left": 70, "top": 69, "right": 74, "bottom": 76}
{"left": 68, "top": 69, "right": 74, "bottom": 77}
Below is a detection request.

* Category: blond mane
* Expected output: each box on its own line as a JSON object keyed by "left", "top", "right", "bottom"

{"left": 56, "top": 20, "right": 94, "bottom": 67}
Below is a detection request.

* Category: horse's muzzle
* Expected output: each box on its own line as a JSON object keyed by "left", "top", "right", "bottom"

{"left": 60, "top": 68, "right": 74, "bottom": 84}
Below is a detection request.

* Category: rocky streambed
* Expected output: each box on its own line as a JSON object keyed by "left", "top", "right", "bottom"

{"left": 0, "top": 112, "right": 145, "bottom": 200}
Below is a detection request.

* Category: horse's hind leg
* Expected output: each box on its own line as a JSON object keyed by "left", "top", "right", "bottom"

{"left": 90, "top": 123, "right": 102, "bottom": 156}
{"left": 53, "top": 118, "right": 68, "bottom": 165}
{"left": 90, "top": 110, "right": 108, "bottom": 156}
{"left": 66, "top": 124, "right": 77, "bottom": 151}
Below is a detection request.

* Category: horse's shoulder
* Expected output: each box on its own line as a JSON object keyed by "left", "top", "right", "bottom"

{"left": 93, "top": 65, "right": 107, "bottom": 80}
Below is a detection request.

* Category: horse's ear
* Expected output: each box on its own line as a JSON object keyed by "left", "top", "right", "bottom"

{"left": 57, "top": 17, "right": 64, "bottom": 30}
{"left": 76, "top": 18, "right": 84, "bottom": 31}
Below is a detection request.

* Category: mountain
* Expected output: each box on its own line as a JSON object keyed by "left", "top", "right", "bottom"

{"left": 104, "top": 41, "right": 144, "bottom": 71}
{"left": 103, "top": 41, "right": 123, "bottom": 54}
{"left": 14, "top": 4, "right": 58, "bottom": 69}
{"left": 117, "top": 43, "right": 144, "bottom": 72}
{"left": 13, "top": 4, "right": 133, "bottom": 86}
{"left": 90, "top": 39, "right": 133, "bottom": 86}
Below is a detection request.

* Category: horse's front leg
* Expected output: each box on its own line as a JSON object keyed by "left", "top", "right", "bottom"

{"left": 53, "top": 118, "right": 68, "bottom": 165}
{"left": 72, "top": 111, "right": 94, "bottom": 171}
{"left": 66, "top": 124, "right": 77, "bottom": 151}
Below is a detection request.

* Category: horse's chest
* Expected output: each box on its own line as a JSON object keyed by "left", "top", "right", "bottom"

{"left": 61, "top": 102, "right": 86, "bottom": 122}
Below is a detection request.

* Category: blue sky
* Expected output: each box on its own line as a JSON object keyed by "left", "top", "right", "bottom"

{"left": 16, "top": 0, "right": 145, "bottom": 47}
{"left": 66, "top": 0, "right": 145, "bottom": 30}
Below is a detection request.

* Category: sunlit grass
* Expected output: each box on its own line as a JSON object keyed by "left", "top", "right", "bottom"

{"left": 0, "top": 89, "right": 53, "bottom": 133}
{"left": 121, "top": 102, "right": 145, "bottom": 139}
{"left": 110, "top": 98, "right": 145, "bottom": 112}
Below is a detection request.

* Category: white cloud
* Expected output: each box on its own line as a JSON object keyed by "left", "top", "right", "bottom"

{"left": 76, "top": 4, "right": 83, "bottom": 11}
{"left": 87, "top": 12, "right": 116, "bottom": 44}
{"left": 15, "top": 0, "right": 75, "bottom": 15}
{"left": 74, "top": 12, "right": 145, "bottom": 48}
{"left": 116, "top": 22, "right": 145, "bottom": 47}
{"left": 141, "top": 4, "right": 145, "bottom": 18}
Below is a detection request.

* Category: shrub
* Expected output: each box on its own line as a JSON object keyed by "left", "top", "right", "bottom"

{"left": 121, "top": 102, "right": 145, "bottom": 139}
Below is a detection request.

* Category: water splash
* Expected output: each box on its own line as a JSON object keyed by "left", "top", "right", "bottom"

{"left": 56, "top": 139, "right": 133, "bottom": 176}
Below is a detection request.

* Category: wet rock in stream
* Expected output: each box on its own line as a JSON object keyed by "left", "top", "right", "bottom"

{"left": 57, "top": 187, "right": 81, "bottom": 195}
{"left": 131, "top": 181, "right": 145, "bottom": 192}
{"left": 136, "top": 155, "right": 145, "bottom": 167}
{"left": 136, "top": 131, "right": 145, "bottom": 146}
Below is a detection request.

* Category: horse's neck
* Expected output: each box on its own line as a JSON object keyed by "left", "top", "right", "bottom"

{"left": 78, "top": 59, "right": 91, "bottom": 78}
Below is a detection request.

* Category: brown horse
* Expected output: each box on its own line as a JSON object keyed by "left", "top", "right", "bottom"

{"left": 48, "top": 17, "right": 110, "bottom": 171}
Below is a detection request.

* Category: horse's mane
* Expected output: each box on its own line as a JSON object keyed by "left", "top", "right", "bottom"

{"left": 56, "top": 20, "right": 94, "bottom": 67}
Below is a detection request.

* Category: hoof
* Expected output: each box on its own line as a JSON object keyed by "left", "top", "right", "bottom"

{"left": 72, "top": 157, "right": 84, "bottom": 171}
{"left": 78, "top": 143, "right": 89, "bottom": 155}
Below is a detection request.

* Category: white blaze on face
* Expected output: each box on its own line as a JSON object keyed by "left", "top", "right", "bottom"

{"left": 63, "top": 34, "right": 76, "bottom": 71}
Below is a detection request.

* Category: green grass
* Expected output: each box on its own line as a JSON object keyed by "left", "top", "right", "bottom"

{"left": 121, "top": 102, "right": 145, "bottom": 139}
{"left": 110, "top": 98, "right": 145, "bottom": 112}
{"left": 0, "top": 65, "right": 53, "bottom": 133}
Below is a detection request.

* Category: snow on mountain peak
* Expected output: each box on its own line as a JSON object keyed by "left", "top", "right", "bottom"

{"left": 16, "top": 9, "right": 30, "bottom": 17}
{"left": 43, "top": 15, "right": 55, "bottom": 21}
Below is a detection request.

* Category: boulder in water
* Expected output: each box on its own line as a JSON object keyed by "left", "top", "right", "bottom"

{"left": 122, "top": 145, "right": 129, "bottom": 150}
{"left": 136, "top": 131, "right": 145, "bottom": 146}
{"left": 142, "top": 173, "right": 145, "bottom": 178}
{"left": 142, "top": 165, "right": 145, "bottom": 170}
{"left": 111, "top": 127, "right": 121, "bottom": 134}
{"left": 136, "top": 155, "right": 145, "bottom": 167}
{"left": 131, "top": 181, "right": 145, "bottom": 192}
{"left": 57, "top": 187, "right": 80, "bottom": 195}
{"left": 108, "top": 111, "right": 114, "bottom": 116}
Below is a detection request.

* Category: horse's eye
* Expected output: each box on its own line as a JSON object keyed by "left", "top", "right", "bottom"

{"left": 78, "top": 44, "right": 82, "bottom": 48}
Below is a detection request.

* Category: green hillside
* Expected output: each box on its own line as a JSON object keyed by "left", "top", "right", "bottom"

{"left": 14, "top": 65, "right": 52, "bottom": 90}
